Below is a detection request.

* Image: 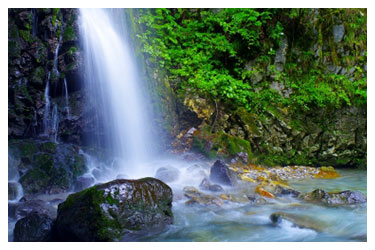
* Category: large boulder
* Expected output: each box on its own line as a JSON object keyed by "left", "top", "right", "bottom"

{"left": 301, "top": 189, "right": 366, "bottom": 205}
{"left": 55, "top": 178, "right": 173, "bottom": 241}
{"left": 209, "top": 160, "right": 237, "bottom": 186}
{"left": 13, "top": 212, "right": 53, "bottom": 242}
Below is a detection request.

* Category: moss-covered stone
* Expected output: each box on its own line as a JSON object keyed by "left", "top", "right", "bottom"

{"left": 40, "top": 142, "right": 57, "bottom": 154}
{"left": 19, "top": 142, "right": 38, "bottom": 163}
{"left": 8, "top": 40, "right": 21, "bottom": 58}
{"left": 30, "top": 66, "right": 45, "bottom": 86}
{"left": 63, "top": 25, "right": 76, "bottom": 42}
{"left": 19, "top": 29, "right": 32, "bottom": 43}
{"left": 55, "top": 178, "right": 173, "bottom": 241}
{"left": 19, "top": 168, "right": 49, "bottom": 194}
{"left": 34, "top": 153, "right": 54, "bottom": 173}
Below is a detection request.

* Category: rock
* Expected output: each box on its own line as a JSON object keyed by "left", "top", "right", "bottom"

{"left": 274, "top": 185, "right": 300, "bottom": 197}
{"left": 155, "top": 166, "right": 180, "bottom": 183}
{"left": 183, "top": 186, "right": 223, "bottom": 206}
{"left": 199, "top": 177, "right": 224, "bottom": 192}
{"left": 301, "top": 189, "right": 366, "bottom": 205}
{"left": 13, "top": 212, "right": 53, "bottom": 242}
{"left": 13, "top": 199, "right": 57, "bottom": 220}
{"left": 209, "top": 160, "right": 237, "bottom": 186}
{"left": 74, "top": 175, "right": 95, "bottom": 192}
{"left": 55, "top": 178, "right": 173, "bottom": 241}
{"left": 333, "top": 24, "right": 345, "bottom": 43}
{"left": 209, "top": 184, "right": 224, "bottom": 192}
{"left": 270, "top": 212, "right": 326, "bottom": 232}
{"left": 255, "top": 185, "right": 275, "bottom": 198}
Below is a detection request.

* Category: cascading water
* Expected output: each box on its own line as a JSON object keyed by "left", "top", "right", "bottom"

{"left": 80, "top": 8, "right": 155, "bottom": 177}
{"left": 63, "top": 78, "right": 70, "bottom": 119}
{"left": 42, "top": 34, "right": 62, "bottom": 141}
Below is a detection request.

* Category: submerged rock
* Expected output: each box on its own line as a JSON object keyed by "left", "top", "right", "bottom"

{"left": 183, "top": 186, "right": 223, "bottom": 207}
{"left": 13, "top": 212, "right": 53, "bottom": 242}
{"left": 209, "top": 160, "right": 237, "bottom": 186}
{"left": 199, "top": 177, "right": 224, "bottom": 192}
{"left": 155, "top": 166, "right": 180, "bottom": 183}
{"left": 55, "top": 178, "right": 173, "bottom": 241}
{"left": 301, "top": 189, "right": 366, "bottom": 205}
{"left": 270, "top": 212, "right": 327, "bottom": 232}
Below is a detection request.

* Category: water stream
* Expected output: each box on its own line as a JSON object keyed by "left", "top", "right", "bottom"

{"left": 80, "top": 8, "right": 155, "bottom": 177}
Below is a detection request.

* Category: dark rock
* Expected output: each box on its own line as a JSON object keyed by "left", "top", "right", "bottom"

{"left": 270, "top": 212, "right": 326, "bottom": 232}
{"left": 155, "top": 166, "right": 180, "bottom": 183}
{"left": 209, "top": 160, "right": 237, "bottom": 186}
{"left": 274, "top": 185, "right": 300, "bottom": 197}
{"left": 301, "top": 189, "right": 366, "bottom": 205}
{"left": 199, "top": 178, "right": 224, "bottom": 192}
{"left": 13, "top": 212, "right": 53, "bottom": 242}
{"left": 55, "top": 178, "right": 173, "bottom": 241}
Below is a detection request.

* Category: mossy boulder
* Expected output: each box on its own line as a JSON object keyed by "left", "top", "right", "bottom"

{"left": 301, "top": 189, "right": 366, "bottom": 205}
{"left": 55, "top": 178, "right": 173, "bottom": 241}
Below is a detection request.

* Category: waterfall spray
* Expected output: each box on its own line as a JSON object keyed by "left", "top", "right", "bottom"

{"left": 80, "top": 9, "right": 155, "bottom": 177}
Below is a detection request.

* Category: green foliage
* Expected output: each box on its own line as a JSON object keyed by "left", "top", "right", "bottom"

{"left": 135, "top": 8, "right": 366, "bottom": 115}
{"left": 63, "top": 25, "right": 76, "bottom": 42}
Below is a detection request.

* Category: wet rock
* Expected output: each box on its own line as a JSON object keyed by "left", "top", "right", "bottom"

{"left": 74, "top": 175, "right": 95, "bottom": 192}
{"left": 13, "top": 212, "right": 53, "bottom": 242}
{"left": 183, "top": 186, "right": 223, "bottom": 207}
{"left": 155, "top": 166, "right": 180, "bottom": 183}
{"left": 55, "top": 178, "right": 173, "bottom": 241}
{"left": 199, "top": 177, "right": 224, "bottom": 192}
{"left": 255, "top": 185, "right": 275, "bottom": 198}
{"left": 333, "top": 24, "right": 345, "bottom": 43}
{"left": 13, "top": 199, "right": 57, "bottom": 220}
{"left": 270, "top": 212, "right": 326, "bottom": 232}
{"left": 274, "top": 185, "right": 300, "bottom": 197}
{"left": 301, "top": 189, "right": 366, "bottom": 205}
{"left": 209, "top": 160, "right": 237, "bottom": 186}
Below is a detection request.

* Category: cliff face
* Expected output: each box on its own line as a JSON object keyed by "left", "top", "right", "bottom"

{"left": 133, "top": 8, "right": 367, "bottom": 168}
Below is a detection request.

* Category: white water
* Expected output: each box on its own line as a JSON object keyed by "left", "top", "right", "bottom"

{"left": 80, "top": 8, "right": 154, "bottom": 177}
{"left": 63, "top": 78, "right": 70, "bottom": 119}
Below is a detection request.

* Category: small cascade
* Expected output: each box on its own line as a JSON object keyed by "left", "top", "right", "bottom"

{"left": 63, "top": 78, "right": 70, "bottom": 119}
{"left": 42, "top": 34, "right": 62, "bottom": 141}
{"left": 42, "top": 72, "right": 51, "bottom": 134}
{"left": 31, "top": 8, "right": 38, "bottom": 36}
{"left": 51, "top": 104, "right": 59, "bottom": 143}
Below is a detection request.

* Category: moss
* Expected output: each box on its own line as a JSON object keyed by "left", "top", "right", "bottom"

{"left": 20, "top": 142, "right": 38, "bottom": 162}
{"left": 63, "top": 25, "right": 76, "bottom": 42}
{"left": 70, "top": 155, "right": 87, "bottom": 177}
{"left": 31, "top": 66, "right": 44, "bottom": 85}
{"left": 19, "top": 29, "right": 32, "bottom": 43}
{"left": 235, "top": 107, "right": 260, "bottom": 135}
{"left": 40, "top": 142, "right": 57, "bottom": 154}
{"left": 8, "top": 40, "right": 21, "bottom": 58}
{"left": 59, "top": 186, "right": 123, "bottom": 241}
{"left": 19, "top": 168, "right": 49, "bottom": 194}
{"left": 34, "top": 153, "right": 54, "bottom": 173}
{"left": 67, "top": 46, "right": 77, "bottom": 57}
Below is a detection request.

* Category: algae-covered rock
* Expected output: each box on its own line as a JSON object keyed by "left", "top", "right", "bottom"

{"left": 301, "top": 189, "right": 366, "bottom": 205}
{"left": 209, "top": 160, "right": 237, "bottom": 186}
{"left": 55, "top": 178, "right": 173, "bottom": 241}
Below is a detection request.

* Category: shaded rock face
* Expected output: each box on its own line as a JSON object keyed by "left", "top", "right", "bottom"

{"left": 199, "top": 178, "right": 224, "bottom": 192}
{"left": 209, "top": 160, "right": 237, "bottom": 186}
{"left": 302, "top": 189, "right": 366, "bottom": 205}
{"left": 9, "top": 140, "right": 87, "bottom": 195}
{"left": 8, "top": 9, "right": 84, "bottom": 141}
{"left": 13, "top": 212, "right": 53, "bottom": 242}
{"left": 55, "top": 178, "right": 173, "bottom": 241}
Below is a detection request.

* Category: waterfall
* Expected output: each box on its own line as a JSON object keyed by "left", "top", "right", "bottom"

{"left": 63, "top": 78, "right": 70, "bottom": 119}
{"left": 42, "top": 72, "right": 51, "bottom": 134}
{"left": 80, "top": 9, "right": 155, "bottom": 177}
{"left": 42, "top": 34, "right": 62, "bottom": 140}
